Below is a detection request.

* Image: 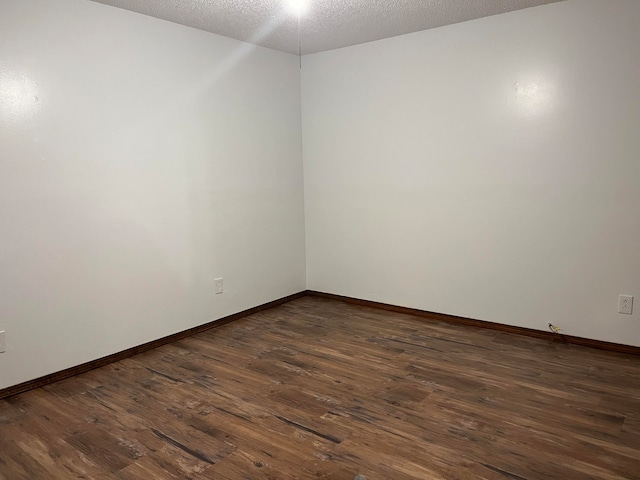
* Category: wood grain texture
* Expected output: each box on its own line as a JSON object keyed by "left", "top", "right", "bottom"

{"left": 1, "top": 296, "right": 639, "bottom": 479}
{"left": 2, "top": 290, "right": 637, "bottom": 403}
{"left": 0, "top": 291, "right": 306, "bottom": 401}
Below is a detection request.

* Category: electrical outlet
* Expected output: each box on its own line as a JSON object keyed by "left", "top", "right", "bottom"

{"left": 214, "top": 278, "right": 223, "bottom": 295}
{"left": 618, "top": 295, "right": 633, "bottom": 315}
{"left": 0, "top": 331, "right": 5, "bottom": 353}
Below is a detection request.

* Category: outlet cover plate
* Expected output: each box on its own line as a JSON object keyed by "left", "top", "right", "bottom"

{"left": 0, "top": 331, "right": 5, "bottom": 353}
{"left": 618, "top": 295, "right": 633, "bottom": 315}
{"left": 214, "top": 278, "right": 223, "bottom": 295}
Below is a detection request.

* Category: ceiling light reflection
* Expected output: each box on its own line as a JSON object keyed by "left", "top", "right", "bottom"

{"left": 0, "top": 71, "right": 40, "bottom": 122}
{"left": 287, "top": 0, "right": 309, "bottom": 15}
{"left": 512, "top": 74, "right": 556, "bottom": 117}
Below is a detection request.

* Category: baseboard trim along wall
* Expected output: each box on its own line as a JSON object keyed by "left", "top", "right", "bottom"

{"left": 0, "top": 291, "right": 307, "bottom": 401}
{"left": 306, "top": 291, "right": 640, "bottom": 356}
{"left": 1, "top": 289, "right": 638, "bottom": 400}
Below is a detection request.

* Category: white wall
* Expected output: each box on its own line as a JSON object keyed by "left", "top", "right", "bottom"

{"left": 0, "top": 0, "right": 306, "bottom": 389}
{"left": 302, "top": 0, "right": 640, "bottom": 346}
{"left": 2, "top": 0, "right": 638, "bottom": 392}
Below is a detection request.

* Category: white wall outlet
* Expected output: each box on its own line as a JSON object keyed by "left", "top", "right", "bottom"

{"left": 618, "top": 295, "right": 633, "bottom": 315}
{"left": 214, "top": 277, "right": 224, "bottom": 295}
{"left": 0, "top": 331, "right": 5, "bottom": 353}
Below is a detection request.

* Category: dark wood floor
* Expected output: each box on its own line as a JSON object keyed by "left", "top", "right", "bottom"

{"left": 1, "top": 297, "right": 639, "bottom": 479}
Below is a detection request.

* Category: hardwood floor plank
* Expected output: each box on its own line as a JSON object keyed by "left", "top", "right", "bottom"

{"left": 1, "top": 296, "right": 639, "bottom": 479}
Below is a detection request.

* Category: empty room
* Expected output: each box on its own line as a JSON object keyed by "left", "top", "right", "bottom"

{"left": 1, "top": 0, "right": 639, "bottom": 478}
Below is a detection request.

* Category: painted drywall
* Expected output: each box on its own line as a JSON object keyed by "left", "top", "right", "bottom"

{"left": 302, "top": 0, "right": 640, "bottom": 346}
{"left": 0, "top": 0, "right": 305, "bottom": 389}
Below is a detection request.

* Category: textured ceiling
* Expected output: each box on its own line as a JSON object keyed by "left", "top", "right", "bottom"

{"left": 89, "top": 0, "right": 563, "bottom": 55}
